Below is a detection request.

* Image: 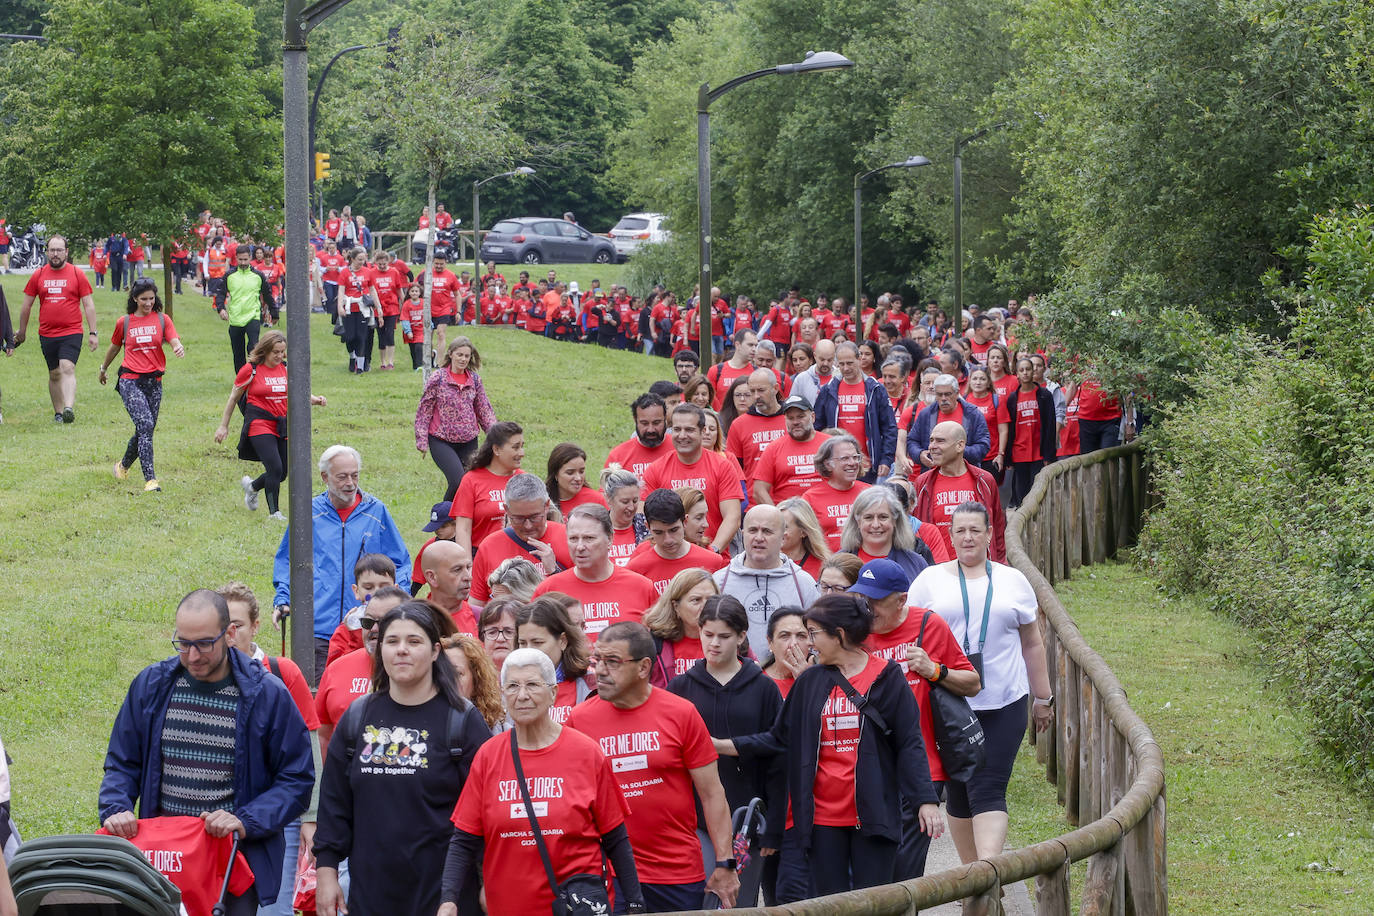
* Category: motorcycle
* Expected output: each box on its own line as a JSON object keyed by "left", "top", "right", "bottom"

{"left": 9, "top": 223, "right": 46, "bottom": 270}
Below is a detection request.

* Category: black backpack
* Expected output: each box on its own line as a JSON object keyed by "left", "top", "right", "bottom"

{"left": 333, "top": 693, "right": 475, "bottom": 767}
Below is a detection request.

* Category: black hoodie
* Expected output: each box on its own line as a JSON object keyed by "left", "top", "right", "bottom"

{"left": 668, "top": 659, "right": 786, "bottom": 846}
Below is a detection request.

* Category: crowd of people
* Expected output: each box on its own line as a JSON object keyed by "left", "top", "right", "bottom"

{"left": 0, "top": 202, "right": 1142, "bottom": 916}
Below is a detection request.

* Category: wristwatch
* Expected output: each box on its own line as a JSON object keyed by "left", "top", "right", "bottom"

{"left": 715, "top": 858, "right": 738, "bottom": 871}
{"left": 1033, "top": 694, "right": 1055, "bottom": 709}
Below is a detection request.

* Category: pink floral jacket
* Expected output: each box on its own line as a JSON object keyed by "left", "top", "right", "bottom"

{"left": 414, "top": 369, "right": 497, "bottom": 446}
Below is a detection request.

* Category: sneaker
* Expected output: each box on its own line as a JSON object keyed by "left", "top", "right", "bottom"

{"left": 61, "top": 407, "right": 74, "bottom": 424}
{"left": 53, "top": 413, "right": 63, "bottom": 424}
{"left": 114, "top": 462, "right": 129, "bottom": 480}
{"left": 241, "top": 475, "right": 259, "bottom": 511}
{"left": 144, "top": 479, "right": 161, "bottom": 492}
{"left": 268, "top": 511, "right": 287, "bottom": 521}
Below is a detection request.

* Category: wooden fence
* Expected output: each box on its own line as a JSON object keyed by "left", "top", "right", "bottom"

{"left": 670, "top": 440, "right": 1163, "bottom": 915}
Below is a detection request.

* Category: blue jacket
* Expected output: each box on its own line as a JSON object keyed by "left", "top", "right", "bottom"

{"left": 906, "top": 397, "right": 992, "bottom": 465}
{"left": 98, "top": 649, "right": 314, "bottom": 904}
{"left": 811, "top": 374, "right": 897, "bottom": 470}
{"left": 273, "top": 491, "right": 411, "bottom": 638}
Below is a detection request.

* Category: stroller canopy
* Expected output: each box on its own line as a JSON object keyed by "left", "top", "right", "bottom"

{"left": 9, "top": 834, "right": 182, "bottom": 916}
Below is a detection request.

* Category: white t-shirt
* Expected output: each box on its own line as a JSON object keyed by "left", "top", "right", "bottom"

{"left": 0, "top": 734, "right": 8, "bottom": 804}
{"left": 907, "top": 561, "right": 1037, "bottom": 710}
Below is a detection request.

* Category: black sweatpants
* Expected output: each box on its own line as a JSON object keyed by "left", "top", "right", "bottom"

{"left": 808, "top": 826, "right": 898, "bottom": 897}
{"left": 116, "top": 376, "right": 163, "bottom": 481}
{"left": 343, "top": 312, "right": 373, "bottom": 369}
{"left": 1077, "top": 418, "right": 1120, "bottom": 454}
{"left": 249, "top": 433, "right": 288, "bottom": 513}
{"left": 428, "top": 435, "right": 479, "bottom": 502}
{"left": 229, "top": 319, "right": 261, "bottom": 373}
{"left": 1010, "top": 459, "right": 1044, "bottom": 508}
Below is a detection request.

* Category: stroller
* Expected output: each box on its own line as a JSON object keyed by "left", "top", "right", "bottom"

{"left": 9, "top": 224, "right": 46, "bottom": 271}
{"left": 703, "top": 797, "right": 768, "bottom": 910}
{"left": 9, "top": 831, "right": 243, "bottom": 916}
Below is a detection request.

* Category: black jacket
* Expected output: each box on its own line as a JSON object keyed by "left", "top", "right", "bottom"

{"left": 667, "top": 659, "right": 786, "bottom": 846}
{"left": 1005, "top": 385, "right": 1059, "bottom": 465}
{"left": 735, "top": 659, "right": 938, "bottom": 850}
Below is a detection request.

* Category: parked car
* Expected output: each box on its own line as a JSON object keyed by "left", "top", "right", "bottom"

{"left": 480, "top": 217, "right": 616, "bottom": 264}
{"left": 608, "top": 212, "right": 670, "bottom": 261}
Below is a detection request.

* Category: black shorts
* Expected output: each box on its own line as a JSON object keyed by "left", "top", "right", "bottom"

{"left": 40, "top": 333, "right": 84, "bottom": 371}
{"left": 0, "top": 243, "right": 10, "bottom": 254}
{"left": 432, "top": 314, "right": 455, "bottom": 326}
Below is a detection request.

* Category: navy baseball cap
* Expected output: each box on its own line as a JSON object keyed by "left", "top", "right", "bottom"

{"left": 422, "top": 501, "right": 453, "bottom": 532}
{"left": 781, "top": 394, "right": 813, "bottom": 412}
{"left": 848, "top": 558, "right": 910, "bottom": 598}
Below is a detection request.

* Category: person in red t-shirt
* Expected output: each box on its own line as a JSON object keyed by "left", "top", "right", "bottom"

{"left": 1070, "top": 376, "right": 1130, "bottom": 453}
{"left": 725, "top": 368, "right": 788, "bottom": 480}
{"left": 439, "top": 647, "right": 644, "bottom": 916}
{"left": 88, "top": 242, "right": 109, "bottom": 288}
{"left": 399, "top": 283, "right": 427, "bottom": 370}
{"left": 98, "top": 280, "right": 185, "bottom": 489}
{"left": 314, "top": 588, "right": 409, "bottom": 751}
{"left": 367, "top": 249, "right": 403, "bottom": 370}
{"left": 214, "top": 332, "right": 326, "bottom": 518}
{"left": 316, "top": 239, "right": 347, "bottom": 318}
{"left": 964, "top": 366, "right": 1011, "bottom": 482}
{"left": 801, "top": 434, "right": 871, "bottom": 551}
{"left": 1060, "top": 389, "right": 1081, "bottom": 457}
{"left": 420, "top": 253, "right": 461, "bottom": 362}
{"left": 568, "top": 621, "right": 740, "bottom": 910}
{"left": 628, "top": 489, "right": 727, "bottom": 595}
{"left": 753, "top": 396, "right": 830, "bottom": 505}
{"left": 533, "top": 506, "right": 659, "bottom": 642}
{"left": 447, "top": 421, "right": 525, "bottom": 553}
{"left": 16, "top": 235, "right": 98, "bottom": 422}
{"left": 97, "top": 815, "right": 255, "bottom": 916}
{"left": 641, "top": 403, "right": 743, "bottom": 553}
{"left": 469, "top": 474, "right": 572, "bottom": 610}
{"left": 434, "top": 204, "right": 454, "bottom": 230}
{"left": 849, "top": 559, "right": 979, "bottom": 878}
{"left": 912, "top": 421, "right": 1007, "bottom": 562}
{"left": 705, "top": 329, "right": 757, "bottom": 410}
{"left": 604, "top": 393, "right": 672, "bottom": 480}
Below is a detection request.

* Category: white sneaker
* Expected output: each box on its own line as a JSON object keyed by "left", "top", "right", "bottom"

{"left": 268, "top": 511, "right": 287, "bottom": 521}
{"left": 241, "top": 475, "right": 259, "bottom": 511}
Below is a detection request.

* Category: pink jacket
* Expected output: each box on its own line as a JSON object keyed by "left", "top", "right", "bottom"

{"left": 414, "top": 369, "right": 496, "bottom": 447}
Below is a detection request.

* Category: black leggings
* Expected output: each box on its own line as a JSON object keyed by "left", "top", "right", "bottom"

{"left": 1010, "top": 459, "right": 1044, "bottom": 508}
{"left": 377, "top": 314, "right": 397, "bottom": 349}
{"left": 409, "top": 342, "right": 425, "bottom": 369}
{"left": 249, "top": 434, "right": 288, "bottom": 514}
{"left": 343, "top": 312, "right": 374, "bottom": 368}
{"left": 229, "top": 319, "right": 261, "bottom": 373}
{"left": 807, "top": 826, "right": 898, "bottom": 897}
{"left": 116, "top": 376, "right": 163, "bottom": 481}
{"left": 428, "top": 435, "right": 478, "bottom": 502}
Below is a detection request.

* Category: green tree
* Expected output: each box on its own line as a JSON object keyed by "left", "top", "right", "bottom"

{"left": 0, "top": 0, "right": 46, "bottom": 36}
{"left": 0, "top": 0, "right": 278, "bottom": 313}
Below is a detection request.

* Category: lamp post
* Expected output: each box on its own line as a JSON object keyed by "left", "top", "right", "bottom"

{"left": 854, "top": 155, "right": 930, "bottom": 334}
{"left": 953, "top": 122, "right": 1008, "bottom": 313}
{"left": 472, "top": 166, "right": 535, "bottom": 319}
{"left": 697, "top": 50, "right": 853, "bottom": 367}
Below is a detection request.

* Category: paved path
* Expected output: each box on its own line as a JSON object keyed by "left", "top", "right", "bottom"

{"left": 921, "top": 808, "right": 1035, "bottom": 915}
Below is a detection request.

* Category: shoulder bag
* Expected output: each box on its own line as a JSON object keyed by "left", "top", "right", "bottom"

{"left": 916, "top": 611, "right": 986, "bottom": 783}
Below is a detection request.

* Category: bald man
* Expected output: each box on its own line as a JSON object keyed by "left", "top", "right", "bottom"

{"left": 421, "top": 539, "right": 477, "bottom": 635}
{"left": 713, "top": 504, "right": 819, "bottom": 652}
{"left": 912, "top": 420, "right": 1006, "bottom": 561}
{"left": 725, "top": 368, "right": 787, "bottom": 478}
{"left": 791, "top": 338, "right": 836, "bottom": 408}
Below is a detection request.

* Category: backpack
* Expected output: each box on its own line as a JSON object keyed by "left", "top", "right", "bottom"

{"left": 334, "top": 692, "right": 475, "bottom": 767}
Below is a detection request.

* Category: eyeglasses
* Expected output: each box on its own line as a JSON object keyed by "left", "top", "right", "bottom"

{"left": 172, "top": 626, "right": 228, "bottom": 656}
{"left": 818, "top": 581, "right": 849, "bottom": 594}
{"left": 483, "top": 626, "right": 516, "bottom": 641}
{"left": 358, "top": 616, "right": 384, "bottom": 631}
{"left": 507, "top": 512, "right": 545, "bottom": 526}
{"left": 502, "top": 681, "right": 549, "bottom": 696}
{"left": 590, "top": 653, "right": 638, "bottom": 670}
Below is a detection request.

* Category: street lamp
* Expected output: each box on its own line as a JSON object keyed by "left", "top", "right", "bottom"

{"left": 472, "top": 166, "right": 535, "bottom": 320}
{"left": 953, "top": 122, "right": 1009, "bottom": 313}
{"left": 697, "top": 50, "right": 853, "bottom": 367}
{"left": 854, "top": 155, "right": 930, "bottom": 333}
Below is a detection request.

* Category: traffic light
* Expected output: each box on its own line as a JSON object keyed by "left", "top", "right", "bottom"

{"left": 314, "top": 151, "right": 331, "bottom": 181}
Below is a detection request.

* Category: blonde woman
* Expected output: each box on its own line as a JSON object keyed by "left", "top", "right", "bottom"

{"left": 642, "top": 568, "right": 720, "bottom": 685}
{"left": 778, "top": 496, "right": 831, "bottom": 578}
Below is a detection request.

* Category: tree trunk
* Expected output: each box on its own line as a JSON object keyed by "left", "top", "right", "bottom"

{"left": 162, "top": 242, "right": 175, "bottom": 318}
{"left": 421, "top": 179, "right": 439, "bottom": 383}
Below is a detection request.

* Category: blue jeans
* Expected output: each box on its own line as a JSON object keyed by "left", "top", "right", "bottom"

{"left": 256, "top": 818, "right": 299, "bottom": 916}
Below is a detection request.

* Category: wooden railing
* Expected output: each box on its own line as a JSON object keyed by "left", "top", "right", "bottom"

{"left": 673, "top": 441, "right": 1164, "bottom": 915}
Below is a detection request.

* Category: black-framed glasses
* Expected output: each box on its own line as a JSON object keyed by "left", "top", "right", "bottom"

{"left": 172, "top": 626, "right": 228, "bottom": 656}
{"left": 483, "top": 626, "right": 516, "bottom": 641}
{"left": 591, "top": 653, "right": 641, "bottom": 670}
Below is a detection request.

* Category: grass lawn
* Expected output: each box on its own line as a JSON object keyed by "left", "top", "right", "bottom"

{"left": 0, "top": 267, "right": 656, "bottom": 837}
{"left": 1004, "top": 562, "right": 1374, "bottom": 913}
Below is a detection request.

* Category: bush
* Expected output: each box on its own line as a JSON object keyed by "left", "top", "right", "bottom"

{"left": 1140, "top": 207, "right": 1374, "bottom": 797}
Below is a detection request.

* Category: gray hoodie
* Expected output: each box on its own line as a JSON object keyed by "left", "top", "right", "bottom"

{"left": 713, "top": 554, "right": 820, "bottom": 654}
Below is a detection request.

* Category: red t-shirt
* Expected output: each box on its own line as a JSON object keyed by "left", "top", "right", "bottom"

{"left": 708, "top": 361, "right": 754, "bottom": 410}
{"left": 802, "top": 480, "right": 870, "bottom": 551}
{"left": 865, "top": 610, "right": 975, "bottom": 782}
{"left": 964, "top": 392, "right": 1010, "bottom": 461}
{"left": 234, "top": 362, "right": 288, "bottom": 437}
{"left": 1060, "top": 395, "right": 1081, "bottom": 457}
{"left": 97, "top": 817, "right": 254, "bottom": 916}
{"left": 533, "top": 566, "right": 658, "bottom": 641}
{"left": 889, "top": 312, "right": 912, "bottom": 338}
{"left": 930, "top": 468, "right": 979, "bottom": 549}
{"left": 451, "top": 727, "right": 628, "bottom": 916}
{"left": 368, "top": 265, "right": 402, "bottom": 315}
{"left": 1012, "top": 391, "right": 1042, "bottom": 463}
{"left": 434, "top": 211, "right": 454, "bottom": 230}
{"left": 752, "top": 432, "right": 829, "bottom": 503}
{"left": 426, "top": 269, "right": 460, "bottom": 316}
{"left": 112, "top": 313, "right": 176, "bottom": 378}
{"left": 604, "top": 436, "right": 671, "bottom": 481}
{"left": 560, "top": 487, "right": 607, "bottom": 513}
{"left": 641, "top": 450, "right": 742, "bottom": 542}
{"left": 1076, "top": 379, "right": 1122, "bottom": 421}
{"left": 725, "top": 412, "right": 787, "bottom": 480}
{"left": 666, "top": 636, "right": 706, "bottom": 678}
{"left": 25, "top": 263, "right": 92, "bottom": 337}
{"left": 625, "top": 542, "right": 727, "bottom": 595}
{"left": 969, "top": 339, "right": 994, "bottom": 366}
{"left": 813, "top": 653, "right": 887, "bottom": 825}
{"left": 763, "top": 305, "right": 794, "bottom": 345}
{"left": 318, "top": 252, "right": 346, "bottom": 284}
{"left": 609, "top": 526, "right": 639, "bottom": 567}
{"left": 568, "top": 689, "right": 717, "bottom": 884}
{"left": 315, "top": 648, "right": 374, "bottom": 740}
{"left": 334, "top": 491, "right": 362, "bottom": 524}
{"left": 835, "top": 380, "right": 869, "bottom": 456}
{"left": 326, "top": 217, "right": 343, "bottom": 238}
{"left": 338, "top": 268, "right": 368, "bottom": 306}
{"left": 258, "top": 654, "right": 321, "bottom": 730}
{"left": 469, "top": 522, "right": 573, "bottom": 605}
{"left": 450, "top": 467, "right": 524, "bottom": 548}
{"left": 400, "top": 299, "right": 425, "bottom": 343}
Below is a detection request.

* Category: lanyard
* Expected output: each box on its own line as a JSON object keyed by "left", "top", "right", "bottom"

{"left": 958, "top": 561, "right": 994, "bottom": 656}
